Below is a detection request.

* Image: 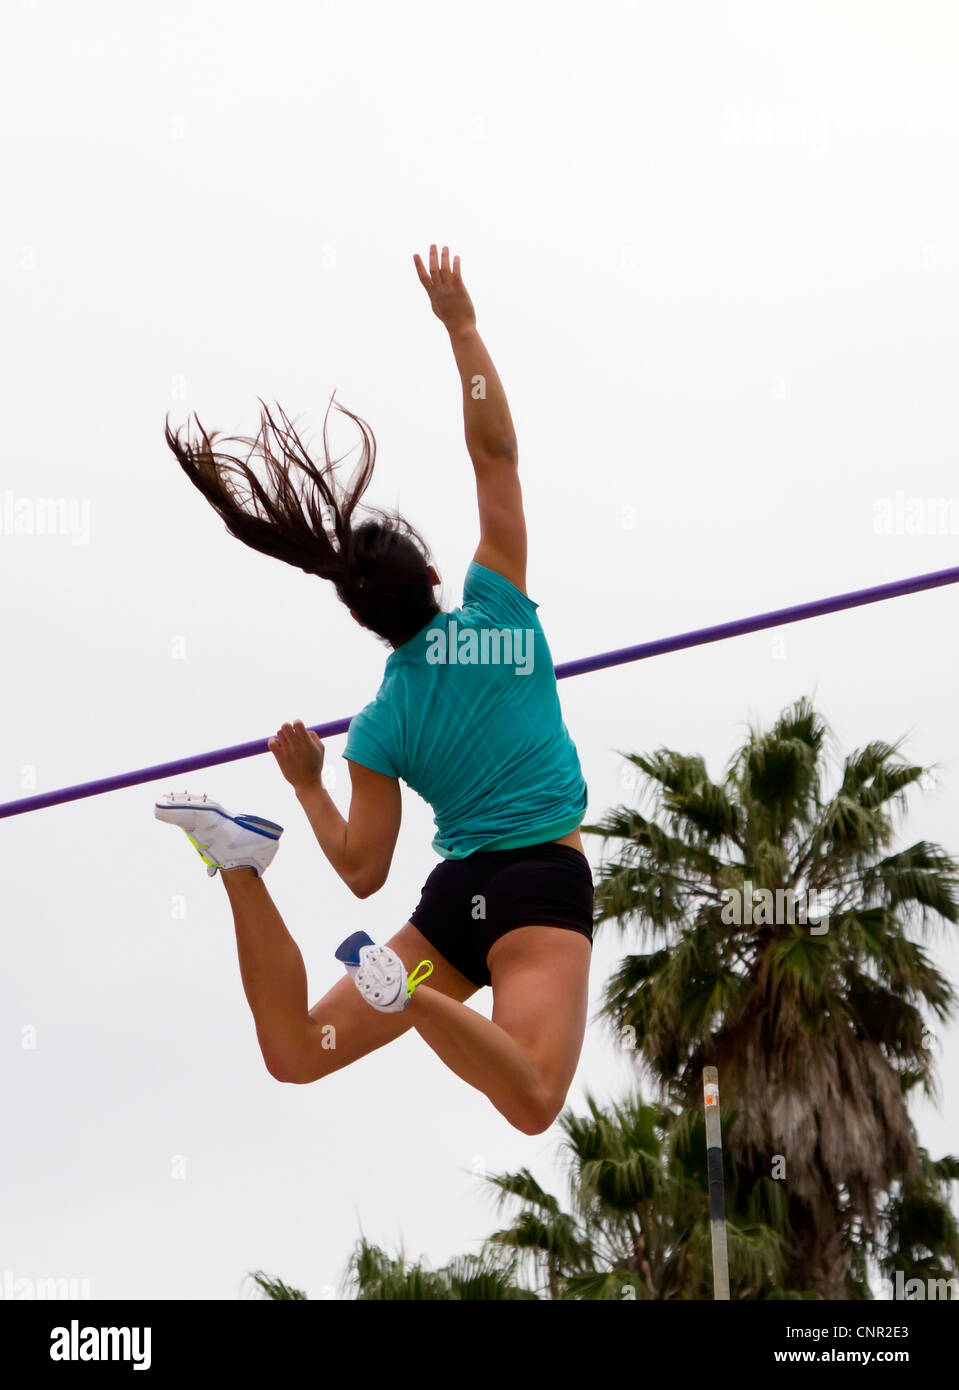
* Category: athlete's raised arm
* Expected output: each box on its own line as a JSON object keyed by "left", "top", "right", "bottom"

{"left": 414, "top": 244, "right": 527, "bottom": 594}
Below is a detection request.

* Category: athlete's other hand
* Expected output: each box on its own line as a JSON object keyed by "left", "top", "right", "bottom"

{"left": 413, "top": 244, "right": 476, "bottom": 334}
{"left": 269, "top": 720, "right": 325, "bottom": 791}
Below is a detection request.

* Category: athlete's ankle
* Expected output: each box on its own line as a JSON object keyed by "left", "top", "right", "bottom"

{"left": 221, "top": 866, "right": 259, "bottom": 889}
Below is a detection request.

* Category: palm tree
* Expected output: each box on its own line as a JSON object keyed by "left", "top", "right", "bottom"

{"left": 876, "top": 1137, "right": 959, "bottom": 1295}
{"left": 482, "top": 1092, "right": 805, "bottom": 1299}
{"left": 586, "top": 696, "right": 959, "bottom": 1296}
{"left": 250, "top": 1244, "right": 536, "bottom": 1300}
{"left": 248, "top": 1271, "right": 308, "bottom": 1300}
{"left": 342, "top": 1241, "right": 537, "bottom": 1300}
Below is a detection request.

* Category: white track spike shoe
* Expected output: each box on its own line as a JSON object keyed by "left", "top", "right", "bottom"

{"left": 155, "top": 792, "right": 283, "bottom": 877}
{"left": 334, "top": 933, "right": 433, "bottom": 1013}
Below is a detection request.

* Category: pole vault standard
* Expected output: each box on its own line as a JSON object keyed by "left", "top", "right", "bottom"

{"left": 1, "top": 562, "right": 958, "bottom": 821}
{"left": 703, "top": 1066, "right": 730, "bottom": 1301}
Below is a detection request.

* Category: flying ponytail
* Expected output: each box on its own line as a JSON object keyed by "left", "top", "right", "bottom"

{"left": 164, "top": 395, "right": 440, "bottom": 646}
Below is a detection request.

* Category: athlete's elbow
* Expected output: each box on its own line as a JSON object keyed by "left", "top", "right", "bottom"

{"left": 347, "top": 869, "right": 387, "bottom": 899}
{"left": 470, "top": 442, "right": 518, "bottom": 472}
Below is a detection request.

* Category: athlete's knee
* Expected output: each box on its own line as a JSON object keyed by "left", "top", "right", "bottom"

{"left": 512, "top": 1101, "right": 560, "bottom": 1136}
{"left": 261, "top": 1041, "right": 323, "bottom": 1085}
{"left": 264, "top": 1055, "right": 309, "bottom": 1084}
{"left": 510, "top": 1082, "right": 568, "bottom": 1136}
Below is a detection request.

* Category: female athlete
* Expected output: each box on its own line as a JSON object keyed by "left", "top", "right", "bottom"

{"left": 158, "top": 245, "right": 593, "bottom": 1135}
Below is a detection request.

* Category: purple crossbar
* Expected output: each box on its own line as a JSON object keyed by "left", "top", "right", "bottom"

{"left": 2, "top": 563, "right": 958, "bottom": 820}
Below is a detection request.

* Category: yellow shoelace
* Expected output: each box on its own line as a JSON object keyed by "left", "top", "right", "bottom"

{"left": 406, "top": 959, "right": 434, "bottom": 1000}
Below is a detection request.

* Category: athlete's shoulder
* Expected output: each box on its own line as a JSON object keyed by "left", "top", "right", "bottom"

{"left": 344, "top": 683, "right": 401, "bottom": 778}
{"left": 463, "top": 560, "right": 540, "bottom": 616}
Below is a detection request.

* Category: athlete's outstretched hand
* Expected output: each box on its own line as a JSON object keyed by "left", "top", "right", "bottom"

{"left": 413, "top": 244, "right": 476, "bottom": 334}
{"left": 269, "top": 720, "right": 325, "bottom": 791}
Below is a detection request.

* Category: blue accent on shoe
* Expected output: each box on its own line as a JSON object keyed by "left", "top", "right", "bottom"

{"left": 335, "top": 931, "right": 374, "bottom": 967}
{"left": 235, "top": 814, "right": 284, "bottom": 839}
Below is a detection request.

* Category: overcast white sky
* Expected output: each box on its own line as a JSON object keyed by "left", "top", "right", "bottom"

{"left": 2, "top": 0, "right": 958, "bottom": 1300}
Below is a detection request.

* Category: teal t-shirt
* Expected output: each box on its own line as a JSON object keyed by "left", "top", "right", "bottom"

{"left": 342, "top": 562, "right": 588, "bottom": 858}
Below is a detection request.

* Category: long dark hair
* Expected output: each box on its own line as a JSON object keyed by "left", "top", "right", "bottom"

{"left": 164, "top": 396, "right": 440, "bottom": 647}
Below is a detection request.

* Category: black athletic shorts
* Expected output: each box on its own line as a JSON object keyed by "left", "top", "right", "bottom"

{"left": 408, "top": 842, "right": 594, "bottom": 989}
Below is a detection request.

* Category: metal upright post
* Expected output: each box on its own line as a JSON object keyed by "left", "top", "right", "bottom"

{"left": 703, "top": 1066, "right": 730, "bottom": 1300}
